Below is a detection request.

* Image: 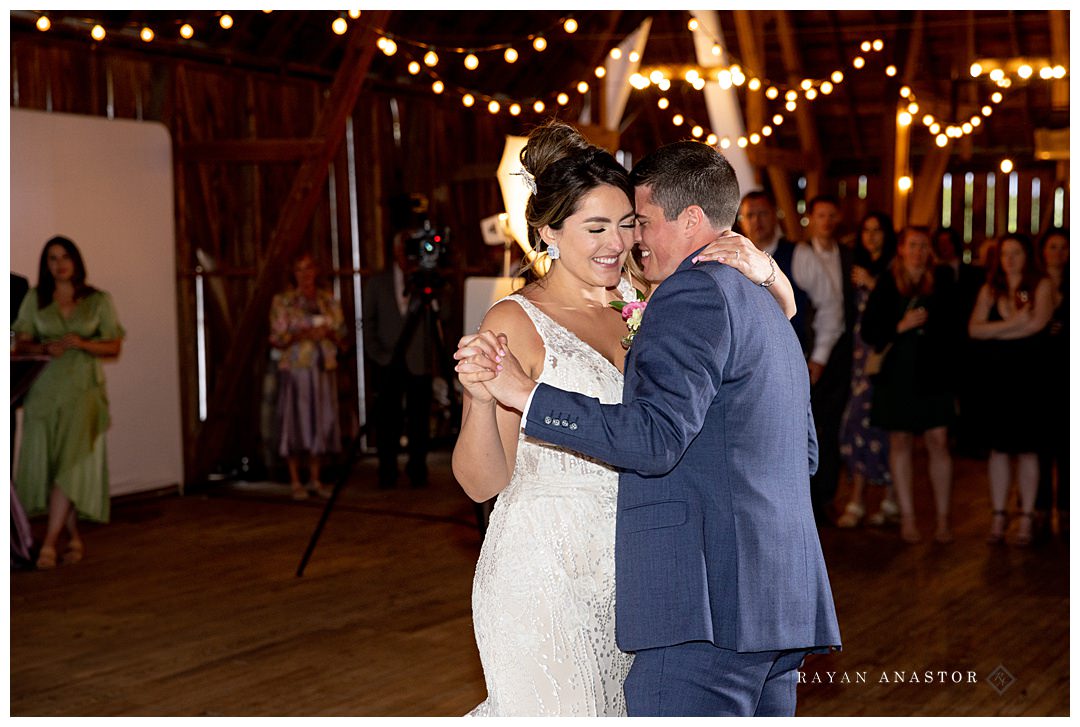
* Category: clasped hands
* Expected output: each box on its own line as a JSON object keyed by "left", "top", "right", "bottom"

{"left": 45, "top": 333, "right": 87, "bottom": 357}
{"left": 454, "top": 332, "right": 534, "bottom": 412}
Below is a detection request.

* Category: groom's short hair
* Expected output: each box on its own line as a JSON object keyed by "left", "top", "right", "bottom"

{"left": 630, "top": 141, "right": 740, "bottom": 230}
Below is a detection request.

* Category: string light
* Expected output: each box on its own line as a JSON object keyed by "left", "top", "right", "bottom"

{"left": 898, "top": 176, "right": 912, "bottom": 191}
{"left": 886, "top": 65, "right": 897, "bottom": 77}
{"left": 737, "top": 137, "right": 748, "bottom": 148}
{"left": 706, "top": 133, "right": 718, "bottom": 145}
{"left": 577, "top": 81, "right": 590, "bottom": 94}
{"left": 407, "top": 61, "right": 420, "bottom": 75}
{"left": 462, "top": 94, "right": 475, "bottom": 107}
{"left": 1018, "top": 64, "right": 1033, "bottom": 79}
{"left": 140, "top": 27, "right": 154, "bottom": 42}
{"left": 487, "top": 100, "right": 500, "bottom": 114}
{"left": 872, "top": 39, "right": 884, "bottom": 51}
{"left": 687, "top": 17, "right": 699, "bottom": 31}
{"left": 219, "top": 14, "right": 233, "bottom": 30}
{"left": 533, "top": 36, "right": 547, "bottom": 52}
{"left": 610, "top": 48, "right": 622, "bottom": 60}
{"left": 563, "top": 18, "right": 578, "bottom": 33}
{"left": 1000, "top": 159, "right": 1014, "bottom": 174}
{"left": 748, "top": 78, "right": 761, "bottom": 91}
{"left": 557, "top": 92, "right": 569, "bottom": 105}
{"left": 431, "top": 80, "right": 444, "bottom": 94}
{"left": 805, "top": 88, "right": 818, "bottom": 101}
{"left": 332, "top": 17, "right": 347, "bottom": 35}
{"left": 36, "top": 15, "right": 50, "bottom": 31}
{"left": 657, "top": 78, "right": 671, "bottom": 91}
{"left": 657, "top": 98, "right": 669, "bottom": 109}
{"left": 629, "top": 50, "right": 640, "bottom": 63}
{"left": 691, "top": 125, "right": 703, "bottom": 138}
{"left": 424, "top": 51, "right": 439, "bottom": 67}
{"left": 595, "top": 66, "right": 606, "bottom": 78}
{"left": 831, "top": 71, "right": 844, "bottom": 84}
{"left": 820, "top": 81, "right": 833, "bottom": 94}
{"left": 179, "top": 23, "right": 192, "bottom": 40}
{"left": 765, "top": 87, "right": 779, "bottom": 100}
{"left": 533, "top": 100, "right": 545, "bottom": 113}
{"left": 509, "top": 103, "right": 521, "bottom": 116}
{"left": 672, "top": 114, "right": 684, "bottom": 126}
{"left": 348, "top": 10, "right": 361, "bottom": 19}
{"left": 381, "top": 39, "right": 397, "bottom": 56}
{"left": 970, "top": 63, "right": 983, "bottom": 77}
{"left": 853, "top": 56, "right": 865, "bottom": 69}
{"left": 92, "top": 24, "right": 106, "bottom": 41}
{"left": 504, "top": 48, "right": 518, "bottom": 63}
{"left": 464, "top": 53, "right": 479, "bottom": 70}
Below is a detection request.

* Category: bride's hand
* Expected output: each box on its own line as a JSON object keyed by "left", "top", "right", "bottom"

{"left": 454, "top": 331, "right": 505, "bottom": 405}
{"left": 692, "top": 231, "right": 773, "bottom": 285}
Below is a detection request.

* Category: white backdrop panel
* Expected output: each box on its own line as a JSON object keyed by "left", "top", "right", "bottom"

{"left": 10, "top": 109, "right": 184, "bottom": 496}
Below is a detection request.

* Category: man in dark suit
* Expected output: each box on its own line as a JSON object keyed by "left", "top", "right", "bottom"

{"left": 474, "top": 142, "right": 840, "bottom": 716}
{"left": 362, "top": 230, "right": 450, "bottom": 488}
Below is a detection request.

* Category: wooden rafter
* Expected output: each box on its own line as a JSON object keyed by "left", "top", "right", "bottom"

{"left": 774, "top": 9, "right": 822, "bottom": 206}
{"left": 190, "top": 11, "right": 392, "bottom": 483}
{"left": 826, "top": 10, "right": 865, "bottom": 160}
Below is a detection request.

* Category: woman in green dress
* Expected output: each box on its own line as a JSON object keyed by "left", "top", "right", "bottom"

{"left": 12, "top": 236, "right": 125, "bottom": 569}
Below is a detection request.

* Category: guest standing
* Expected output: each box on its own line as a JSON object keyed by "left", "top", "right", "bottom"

{"left": 269, "top": 253, "right": 345, "bottom": 500}
{"left": 969, "top": 234, "right": 1055, "bottom": 545}
{"left": 836, "top": 212, "right": 896, "bottom": 528}
{"left": 1035, "top": 228, "right": 1069, "bottom": 539}
{"left": 861, "top": 227, "right": 956, "bottom": 544}
{"left": 12, "top": 236, "right": 125, "bottom": 569}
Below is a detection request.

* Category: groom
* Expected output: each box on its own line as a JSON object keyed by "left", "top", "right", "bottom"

{"left": 474, "top": 141, "right": 841, "bottom": 716}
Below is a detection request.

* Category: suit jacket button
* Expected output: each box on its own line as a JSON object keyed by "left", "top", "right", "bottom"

{"left": 569, "top": 423, "right": 578, "bottom": 430}
{"left": 544, "top": 416, "right": 552, "bottom": 424}
{"left": 561, "top": 419, "right": 569, "bottom": 427}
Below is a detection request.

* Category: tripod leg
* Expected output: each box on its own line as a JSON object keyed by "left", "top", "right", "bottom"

{"left": 296, "top": 433, "right": 363, "bottom": 577}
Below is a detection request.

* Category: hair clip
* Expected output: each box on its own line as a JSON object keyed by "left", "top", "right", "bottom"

{"left": 511, "top": 167, "right": 537, "bottom": 195}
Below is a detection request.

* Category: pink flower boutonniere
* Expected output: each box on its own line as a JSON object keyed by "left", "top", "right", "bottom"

{"left": 610, "top": 291, "right": 647, "bottom": 349}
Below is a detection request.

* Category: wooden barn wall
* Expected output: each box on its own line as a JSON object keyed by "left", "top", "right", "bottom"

{"left": 10, "top": 36, "right": 510, "bottom": 484}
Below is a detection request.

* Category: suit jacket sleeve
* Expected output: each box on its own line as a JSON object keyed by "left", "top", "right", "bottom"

{"left": 523, "top": 268, "right": 728, "bottom": 476}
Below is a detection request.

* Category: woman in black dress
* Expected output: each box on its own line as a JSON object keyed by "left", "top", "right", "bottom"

{"left": 1035, "top": 228, "right": 1069, "bottom": 539}
{"left": 969, "top": 233, "right": 1055, "bottom": 545}
{"left": 862, "top": 227, "right": 957, "bottom": 544}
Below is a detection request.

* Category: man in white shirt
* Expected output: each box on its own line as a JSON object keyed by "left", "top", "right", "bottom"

{"left": 737, "top": 192, "right": 843, "bottom": 384}
{"left": 802, "top": 195, "right": 856, "bottom": 526}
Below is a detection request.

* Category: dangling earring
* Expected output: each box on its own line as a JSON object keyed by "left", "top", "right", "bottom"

{"left": 547, "top": 243, "right": 560, "bottom": 260}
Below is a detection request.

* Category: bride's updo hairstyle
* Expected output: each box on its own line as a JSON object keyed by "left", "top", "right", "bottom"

{"left": 519, "top": 121, "right": 634, "bottom": 275}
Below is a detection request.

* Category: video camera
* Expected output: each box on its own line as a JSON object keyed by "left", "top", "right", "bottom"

{"left": 404, "top": 219, "right": 450, "bottom": 272}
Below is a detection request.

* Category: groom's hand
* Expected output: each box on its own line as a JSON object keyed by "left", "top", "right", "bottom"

{"left": 454, "top": 331, "right": 503, "bottom": 405}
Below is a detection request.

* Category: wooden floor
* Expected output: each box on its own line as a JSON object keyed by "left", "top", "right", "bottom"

{"left": 9, "top": 448, "right": 1070, "bottom": 716}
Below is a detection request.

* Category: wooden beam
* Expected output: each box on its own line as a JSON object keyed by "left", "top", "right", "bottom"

{"left": 774, "top": 9, "right": 822, "bottom": 200}
{"left": 190, "top": 11, "right": 392, "bottom": 484}
{"left": 179, "top": 139, "right": 324, "bottom": 163}
{"left": 909, "top": 144, "right": 952, "bottom": 228}
{"left": 1048, "top": 10, "right": 1069, "bottom": 109}
{"left": 826, "top": 10, "right": 865, "bottom": 160}
{"left": 732, "top": 11, "right": 766, "bottom": 182}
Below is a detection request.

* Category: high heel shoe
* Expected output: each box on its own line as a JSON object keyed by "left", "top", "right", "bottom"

{"left": 63, "top": 539, "right": 85, "bottom": 565}
{"left": 35, "top": 545, "right": 58, "bottom": 570}
{"left": 900, "top": 515, "right": 922, "bottom": 544}
{"left": 836, "top": 501, "right": 865, "bottom": 528}
{"left": 986, "top": 510, "right": 1007, "bottom": 545}
{"left": 1014, "top": 512, "right": 1035, "bottom": 546}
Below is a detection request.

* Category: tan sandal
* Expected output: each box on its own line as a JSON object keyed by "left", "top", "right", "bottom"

{"left": 837, "top": 502, "right": 865, "bottom": 528}
{"left": 36, "top": 545, "right": 58, "bottom": 570}
{"left": 63, "top": 539, "right": 85, "bottom": 564}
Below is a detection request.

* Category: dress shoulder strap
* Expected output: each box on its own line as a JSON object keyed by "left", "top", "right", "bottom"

{"left": 491, "top": 293, "right": 554, "bottom": 347}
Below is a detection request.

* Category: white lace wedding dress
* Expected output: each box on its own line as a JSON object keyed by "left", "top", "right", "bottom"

{"left": 467, "top": 280, "right": 636, "bottom": 717}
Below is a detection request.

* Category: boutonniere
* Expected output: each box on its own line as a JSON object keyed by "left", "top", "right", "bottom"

{"left": 610, "top": 290, "right": 647, "bottom": 349}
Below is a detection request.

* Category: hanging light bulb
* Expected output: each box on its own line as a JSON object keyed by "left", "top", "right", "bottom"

{"left": 407, "top": 61, "right": 421, "bottom": 75}
{"left": 556, "top": 92, "right": 569, "bottom": 105}
{"left": 831, "top": 70, "right": 844, "bottom": 84}
{"left": 706, "top": 133, "right": 718, "bottom": 145}
{"left": 970, "top": 116, "right": 981, "bottom": 127}
{"left": 657, "top": 78, "right": 671, "bottom": 91}
{"left": 712, "top": 44, "right": 722, "bottom": 57}
{"left": 424, "top": 51, "right": 439, "bottom": 67}
{"left": 765, "top": 86, "right": 779, "bottom": 100}
{"left": 36, "top": 15, "right": 51, "bottom": 31}
{"left": 464, "top": 54, "right": 479, "bottom": 70}
{"left": 332, "top": 17, "right": 348, "bottom": 35}
{"left": 629, "top": 50, "right": 640, "bottom": 63}
{"left": 610, "top": 47, "right": 622, "bottom": 60}
{"left": 805, "top": 88, "right": 818, "bottom": 101}
{"left": 92, "top": 24, "right": 107, "bottom": 41}
{"left": 922, "top": 114, "right": 934, "bottom": 126}
{"left": 872, "top": 39, "right": 884, "bottom": 51}
{"left": 970, "top": 63, "right": 983, "bottom": 77}
{"left": 686, "top": 69, "right": 700, "bottom": 83}
{"left": 720, "top": 137, "right": 731, "bottom": 149}
{"left": 750, "top": 132, "right": 761, "bottom": 144}
{"left": 1018, "top": 64, "right": 1033, "bottom": 79}
{"left": 820, "top": 81, "right": 833, "bottom": 94}
{"left": 1052, "top": 65, "right": 1066, "bottom": 79}
{"left": 672, "top": 114, "right": 684, "bottom": 126}
{"left": 991, "top": 91, "right": 1003, "bottom": 103}
{"left": 462, "top": 94, "right": 475, "bottom": 108}
{"left": 348, "top": 10, "right": 361, "bottom": 19}
{"left": 487, "top": 100, "right": 500, "bottom": 114}
{"left": 907, "top": 102, "right": 919, "bottom": 114}
{"left": 853, "top": 56, "right": 865, "bottom": 69}
{"left": 899, "top": 86, "right": 912, "bottom": 98}
{"left": 886, "top": 65, "right": 897, "bottom": 77}
{"left": 897, "top": 111, "right": 912, "bottom": 126}
{"left": 748, "top": 78, "right": 761, "bottom": 91}
{"left": 533, "top": 36, "right": 547, "bottom": 52}
{"left": 1000, "top": 159, "right": 1014, "bottom": 174}
{"left": 140, "top": 27, "right": 155, "bottom": 42}
{"left": 577, "top": 81, "right": 589, "bottom": 94}
{"left": 930, "top": 123, "right": 941, "bottom": 134}
{"left": 989, "top": 68, "right": 1005, "bottom": 82}
{"left": 785, "top": 89, "right": 798, "bottom": 102}
{"left": 773, "top": 114, "right": 784, "bottom": 125}
{"left": 657, "top": 97, "right": 669, "bottom": 109}
{"left": 688, "top": 17, "right": 699, "bottom": 31}
{"left": 504, "top": 47, "right": 518, "bottom": 63}
{"left": 431, "top": 80, "right": 444, "bottom": 94}
{"left": 898, "top": 176, "right": 912, "bottom": 191}
{"left": 563, "top": 18, "right": 578, "bottom": 33}
{"left": 595, "top": 66, "right": 606, "bottom": 78}
{"left": 219, "top": 14, "right": 233, "bottom": 29}
{"left": 693, "top": 77, "right": 707, "bottom": 91}
{"left": 178, "top": 23, "right": 192, "bottom": 40}
{"left": 1039, "top": 66, "right": 1054, "bottom": 79}
{"left": 509, "top": 103, "right": 521, "bottom": 116}
{"left": 762, "top": 125, "right": 773, "bottom": 137}
{"left": 861, "top": 40, "right": 872, "bottom": 52}
{"left": 936, "top": 134, "right": 948, "bottom": 147}
{"left": 800, "top": 79, "right": 813, "bottom": 90}
{"left": 785, "top": 101, "right": 797, "bottom": 112}
{"left": 961, "top": 122, "right": 973, "bottom": 134}
{"left": 691, "top": 125, "right": 703, "bottom": 138}
{"left": 533, "top": 100, "right": 545, "bottom": 113}
{"left": 737, "top": 137, "right": 748, "bottom": 148}
{"left": 629, "top": 73, "right": 650, "bottom": 89}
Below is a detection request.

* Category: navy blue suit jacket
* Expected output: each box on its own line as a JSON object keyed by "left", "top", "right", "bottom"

{"left": 524, "top": 250, "right": 842, "bottom": 654}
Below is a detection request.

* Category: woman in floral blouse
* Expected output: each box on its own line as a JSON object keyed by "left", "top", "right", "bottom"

{"left": 269, "top": 253, "right": 346, "bottom": 499}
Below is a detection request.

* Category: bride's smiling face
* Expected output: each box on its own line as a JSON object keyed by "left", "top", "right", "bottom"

{"left": 540, "top": 184, "right": 635, "bottom": 288}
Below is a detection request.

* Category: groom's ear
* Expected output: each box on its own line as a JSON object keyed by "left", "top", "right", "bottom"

{"left": 680, "top": 204, "right": 708, "bottom": 237}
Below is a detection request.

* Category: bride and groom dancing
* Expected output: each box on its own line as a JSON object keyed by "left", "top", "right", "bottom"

{"left": 452, "top": 121, "right": 841, "bottom": 717}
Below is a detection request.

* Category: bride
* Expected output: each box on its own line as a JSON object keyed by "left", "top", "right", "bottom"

{"left": 452, "top": 121, "right": 795, "bottom": 716}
